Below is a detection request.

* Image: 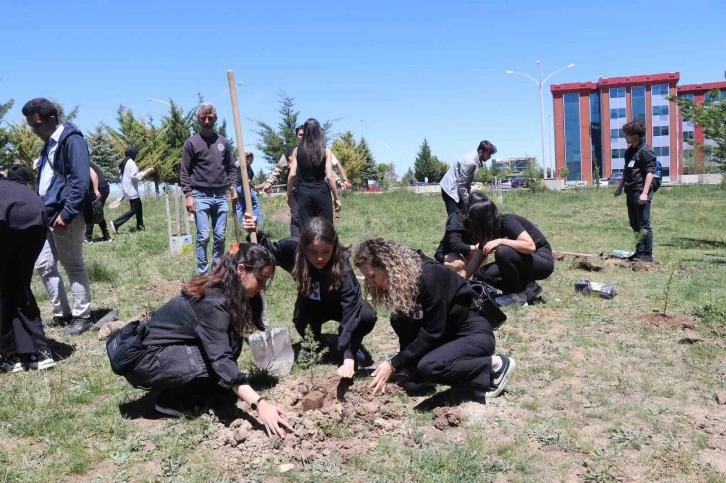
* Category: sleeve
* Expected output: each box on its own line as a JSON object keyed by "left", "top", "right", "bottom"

{"left": 59, "top": 137, "right": 91, "bottom": 223}
{"left": 194, "top": 301, "right": 248, "bottom": 389}
{"left": 457, "top": 160, "right": 477, "bottom": 205}
{"left": 642, "top": 147, "right": 656, "bottom": 175}
{"left": 225, "top": 140, "right": 238, "bottom": 187}
{"left": 128, "top": 160, "right": 144, "bottom": 181}
{"left": 446, "top": 216, "right": 472, "bottom": 255}
{"left": 501, "top": 215, "right": 525, "bottom": 240}
{"left": 337, "top": 261, "right": 364, "bottom": 360}
{"left": 254, "top": 232, "right": 298, "bottom": 273}
{"left": 265, "top": 154, "right": 288, "bottom": 186}
{"left": 180, "top": 140, "right": 193, "bottom": 196}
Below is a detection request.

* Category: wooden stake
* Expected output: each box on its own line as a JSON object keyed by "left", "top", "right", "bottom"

{"left": 164, "top": 193, "right": 173, "bottom": 254}
{"left": 173, "top": 185, "right": 181, "bottom": 237}
{"left": 181, "top": 187, "right": 191, "bottom": 236}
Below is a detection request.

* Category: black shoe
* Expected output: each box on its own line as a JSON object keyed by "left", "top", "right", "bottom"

{"left": 627, "top": 251, "right": 642, "bottom": 261}
{"left": 154, "top": 390, "right": 204, "bottom": 418}
{"left": 399, "top": 379, "right": 437, "bottom": 396}
{"left": 136, "top": 225, "right": 145, "bottom": 231}
{"left": 633, "top": 253, "right": 654, "bottom": 262}
{"left": 488, "top": 354, "right": 516, "bottom": 398}
{"left": 83, "top": 237, "right": 94, "bottom": 245}
{"left": 0, "top": 353, "right": 23, "bottom": 373}
{"left": 452, "top": 387, "right": 487, "bottom": 404}
{"left": 61, "top": 317, "right": 93, "bottom": 336}
{"left": 355, "top": 347, "right": 374, "bottom": 367}
{"left": 43, "top": 315, "right": 71, "bottom": 329}
{"left": 24, "top": 350, "right": 56, "bottom": 370}
{"left": 101, "top": 235, "right": 113, "bottom": 242}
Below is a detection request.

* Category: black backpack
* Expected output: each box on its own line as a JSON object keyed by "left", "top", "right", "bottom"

{"left": 106, "top": 321, "right": 146, "bottom": 375}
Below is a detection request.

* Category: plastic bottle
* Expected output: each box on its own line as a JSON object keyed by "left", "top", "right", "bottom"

{"left": 612, "top": 250, "right": 634, "bottom": 259}
{"left": 574, "top": 280, "right": 617, "bottom": 299}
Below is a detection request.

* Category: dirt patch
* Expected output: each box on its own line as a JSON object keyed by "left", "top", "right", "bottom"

{"left": 270, "top": 209, "right": 291, "bottom": 224}
{"left": 142, "top": 281, "right": 181, "bottom": 300}
{"left": 639, "top": 313, "right": 695, "bottom": 329}
{"left": 432, "top": 407, "right": 462, "bottom": 430}
{"left": 603, "top": 257, "right": 658, "bottom": 272}
{"left": 570, "top": 256, "right": 602, "bottom": 272}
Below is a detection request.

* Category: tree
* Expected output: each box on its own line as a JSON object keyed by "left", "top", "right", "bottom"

{"left": 414, "top": 138, "right": 447, "bottom": 182}
{"left": 401, "top": 167, "right": 416, "bottom": 186}
{"left": 357, "top": 137, "right": 376, "bottom": 182}
{"left": 523, "top": 160, "right": 541, "bottom": 193}
{"left": 253, "top": 168, "right": 268, "bottom": 185}
{"left": 331, "top": 131, "right": 365, "bottom": 186}
{"left": 252, "top": 92, "right": 300, "bottom": 168}
{"left": 385, "top": 163, "right": 398, "bottom": 184}
{"left": 670, "top": 90, "right": 726, "bottom": 169}
{"left": 0, "top": 98, "right": 14, "bottom": 170}
{"left": 475, "top": 163, "right": 494, "bottom": 184}
{"left": 87, "top": 124, "right": 120, "bottom": 182}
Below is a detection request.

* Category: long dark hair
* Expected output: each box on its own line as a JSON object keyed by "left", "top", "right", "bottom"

{"left": 182, "top": 244, "right": 274, "bottom": 335}
{"left": 465, "top": 192, "right": 501, "bottom": 243}
{"left": 297, "top": 118, "right": 326, "bottom": 168}
{"left": 119, "top": 146, "right": 139, "bottom": 178}
{"left": 292, "top": 217, "right": 346, "bottom": 295}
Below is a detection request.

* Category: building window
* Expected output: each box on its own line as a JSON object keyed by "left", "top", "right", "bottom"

{"left": 652, "top": 84, "right": 669, "bottom": 96}
{"left": 654, "top": 146, "right": 670, "bottom": 157}
{"left": 631, "top": 86, "right": 646, "bottom": 124}
{"left": 590, "top": 92, "right": 603, "bottom": 178}
{"left": 612, "top": 148, "right": 626, "bottom": 159}
{"left": 652, "top": 105, "right": 669, "bottom": 116}
{"left": 683, "top": 131, "right": 694, "bottom": 141}
{"left": 680, "top": 93, "right": 694, "bottom": 102}
{"left": 610, "top": 128, "right": 625, "bottom": 139}
{"left": 653, "top": 126, "right": 669, "bottom": 136}
{"left": 609, "top": 87, "right": 625, "bottom": 98}
{"left": 564, "top": 93, "right": 582, "bottom": 181}
{"left": 610, "top": 108, "right": 626, "bottom": 119}
{"left": 705, "top": 90, "right": 726, "bottom": 102}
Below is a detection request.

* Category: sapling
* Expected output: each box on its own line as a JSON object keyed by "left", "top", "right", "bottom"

{"left": 662, "top": 264, "right": 677, "bottom": 317}
{"left": 299, "top": 326, "right": 328, "bottom": 393}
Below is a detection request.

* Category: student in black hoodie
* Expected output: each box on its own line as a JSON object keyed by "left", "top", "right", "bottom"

{"left": 434, "top": 191, "right": 488, "bottom": 277}
{"left": 354, "top": 238, "right": 515, "bottom": 402}
{"left": 108, "top": 244, "right": 291, "bottom": 435}
{"left": 242, "top": 214, "right": 376, "bottom": 380}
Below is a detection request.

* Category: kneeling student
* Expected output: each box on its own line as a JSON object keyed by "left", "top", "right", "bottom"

{"left": 434, "top": 191, "right": 489, "bottom": 277}
{"left": 242, "top": 214, "right": 377, "bottom": 380}
{"left": 354, "top": 238, "right": 514, "bottom": 402}
{"left": 107, "top": 244, "right": 290, "bottom": 437}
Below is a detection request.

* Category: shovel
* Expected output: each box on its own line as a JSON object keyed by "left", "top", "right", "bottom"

{"left": 227, "top": 70, "right": 294, "bottom": 375}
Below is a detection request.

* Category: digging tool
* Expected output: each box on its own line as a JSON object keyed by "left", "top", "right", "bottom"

{"left": 227, "top": 70, "right": 294, "bottom": 375}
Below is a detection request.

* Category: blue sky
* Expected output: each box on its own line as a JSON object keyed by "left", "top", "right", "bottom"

{"left": 3, "top": 0, "right": 724, "bottom": 177}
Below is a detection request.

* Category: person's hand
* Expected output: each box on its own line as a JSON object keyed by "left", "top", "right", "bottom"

{"left": 94, "top": 190, "right": 102, "bottom": 200}
{"left": 334, "top": 199, "right": 342, "bottom": 213}
{"left": 337, "top": 359, "right": 355, "bottom": 379}
{"left": 53, "top": 216, "right": 67, "bottom": 229}
{"left": 483, "top": 239, "right": 502, "bottom": 256}
{"left": 343, "top": 180, "right": 352, "bottom": 190}
{"left": 242, "top": 213, "right": 257, "bottom": 234}
{"left": 614, "top": 186, "right": 622, "bottom": 197}
{"left": 287, "top": 196, "right": 294, "bottom": 210}
{"left": 638, "top": 192, "right": 648, "bottom": 205}
{"left": 230, "top": 188, "right": 238, "bottom": 202}
{"left": 257, "top": 183, "right": 270, "bottom": 193}
{"left": 146, "top": 167, "right": 155, "bottom": 175}
{"left": 256, "top": 400, "right": 293, "bottom": 438}
{"left": 185, "top": 195, "right": 196, "bottom": 214}
{"left": 369, "top": 361, "right": 394, "bottom": 395}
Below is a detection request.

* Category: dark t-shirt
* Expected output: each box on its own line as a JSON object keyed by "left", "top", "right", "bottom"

{"left": 434, "top": 211, "right": 474, "bottom": 262}
{"left": 180, "top": 133, "right": 237, "bottom": 196}
{"left": 236, "top": 163, "right": 254, "bottom": 186}
{"left": 500, "top": 214, "right": 550, "bottom": 251}
{"left": 89, "top": 162, "right": 110, "bottom": 192}
{"left": 0, "top": 178, "right": 48, "bottom": 229}
{"left": 623, "top": 142, "right": 656, "bottom": 192}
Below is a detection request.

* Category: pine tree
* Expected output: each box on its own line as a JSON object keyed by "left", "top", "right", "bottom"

{"left": 252, "top": 92, "right": 300, "bottom": 168}
{"left": 401, "top": 167, "right": 416, "bottom": 186}
{"left": 87, "top": 123, "right": 120, "bottom": 182}
{"left": 0, "top": 98, "right": 14, "bottom": 170}
{"left": 357, "top": 137, "right": 376, "bottom": 183}
{"left": 414, "top": 138, "right": 444, "bottom": 182}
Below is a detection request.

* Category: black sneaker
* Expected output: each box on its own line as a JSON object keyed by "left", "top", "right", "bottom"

{"left": 43, "top": 315, "right": 71, "bottom": 329}
{"left": 627, "top": 251, "right": 643, "bottom": 261}
{"left": 25, "top": 350, "right": 56, "bottom": 370}
{"left": 61, "top": 317, "right": 93, "bottom": 336}
{"left": 633, "top": 253, "right": 654, "bottom": 262}
{"left": 154, "top": 391, "right": 203, "bottom": 418}
{"left": 83, "top": 237, "right": 94, "bottom": 245}
{"left": 488, "top": 354, "right": 516, "bottom": 398}
{"left": 101, "top": 235, "right": 113, "bottom": 242}
{"left": 0, "top": 353, "right": 23, "bottom": 373}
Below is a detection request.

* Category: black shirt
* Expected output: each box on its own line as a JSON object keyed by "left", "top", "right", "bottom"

{"left": 89, "top": 162, "right": 110, "bottom": 192}
{"left": 623, "top": 142, "right": 656, "bottom": 192}
{"left": 180, "top": 133, "right": 238, "bottom": 196}
{"left": 390, "top": 253, "right": 480, "bottom": 370}
{"left": 435, "top": 211, "right": 474, "bottom": 262}
{"left": 140, "top": 288, "right": 252, "bottom": 389}
{"left": 256, "top": 232, "right": 366, "bottom": 360}
{"left": 0, "top": 178, "right": 48, "bottom": 230}
{"left": 500, "top": 214, "right": 550, "bottom": 251}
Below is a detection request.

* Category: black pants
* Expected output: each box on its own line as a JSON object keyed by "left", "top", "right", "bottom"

{"left": 626, "top": 190, "right": 653, "bottom": 255}
{"left": 0, "top": 226, "right": 49, "bottom": 355}
{"left": 113, "top": 197, "right": 144, "bottom": 230}
{"left": 293, "top": 296, "right": 377, "bottom": 360}
{"left": 290, "top": 187, "right": 300, "bottom": 237}
{"left": 124, "top": 343, "right": 210, "bottom": 390}
{"left": 84, "top": 188, "right": 110, "bottom": 239}
{"left": 441, "top": 189, "right": 463, "bottom": 216}
{"left": 297, "top": 180, "right": 333, "bottom": 231}
{"left": 476, "top": 246, "right": 555, "bottom": 294}
{"left": 391, "top": 307, "right": 496, "bottom": 390}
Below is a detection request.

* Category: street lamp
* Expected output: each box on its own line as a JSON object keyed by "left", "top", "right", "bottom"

{"left": 506, "top": 61, "right": 575, "bottom": 176}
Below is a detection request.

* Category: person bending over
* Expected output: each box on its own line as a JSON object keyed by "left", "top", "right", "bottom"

{"left": 464, "top": 198, "right": 554, "bottom": 306}
{"left": 107, "top": 244, "right": 290, "bottom": 437}
{"left": 354, "top": 238, "right": 515, "bottom": 403}
{"left": 434, "top": 191, "right": 490, "bottom": 277}
{"left": 243, "top": 214, "right": 376, "bottom": 381}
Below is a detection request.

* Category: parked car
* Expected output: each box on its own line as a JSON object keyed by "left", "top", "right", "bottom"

{"left": 500, "top": 179, "right": 512, "bottom": 190}
{"left": 471, "top": 182, "right": 483, "bottom": 191}
{"left": 360, "top": 181, "right": 382, "bottom": 192}
{"left": 511, "top": 177, "right": 526, "bottom": 188}
{"left": 609, "top": 172, "right": 623, "bottom": 184}
{"left": 596, "top": 178, "right": 609, "bottom": 186}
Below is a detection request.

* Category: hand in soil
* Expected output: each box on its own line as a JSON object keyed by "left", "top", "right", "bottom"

{"left": 257, "top": 401, "right": 293, "bottom": 438}
{"left": 369, "top": 361, "right": 394, "bottom": 395}
{"left": 337, "top": 359, "right": 355, "bottom": 379}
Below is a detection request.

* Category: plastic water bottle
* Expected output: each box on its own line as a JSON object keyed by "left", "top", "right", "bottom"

{"left": 574, "top": 280, "right": 617, "bottom": 299}
{"left": 612, "top": 250, "right": 634, "bottom": 259}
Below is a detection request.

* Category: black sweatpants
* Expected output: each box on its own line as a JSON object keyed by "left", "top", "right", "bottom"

{"left": 84, "top": 188, "right": 110, "bottom": 239}
{"left": 293, "top": 296, "right": 377, "bottom": 360}
{"left": 113, "top": 197, "right": 144, "bottom": 230}
{"left": 441, "top": 189, "right": 464, "bottom": 216}
{"left": 0, "top": 226, "right": 50, "bottom": 355}
{"left": 626, "top": 189, "right": 653, "bottom": 255}
{"left": 290, "top": 187, "right": 300, "bottom": 237}
{"left": 124, "top": 343, "right": 210, "bottom": 390}
{"left": 391, "top": 306, "right": 496, "bottom": 390}
{"left": 297, "top": 180, "right": 333, "bottom": 231}
{"left": 476, "top": 245, "right": 555, "bottom": 294}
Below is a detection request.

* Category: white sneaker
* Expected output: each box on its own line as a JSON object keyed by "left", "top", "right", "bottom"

{"left": 494, "top": 292, "right": 528, "bottom": 307}
{"left": 26, "top": 350, "right": 56, "bottom": 370}
{"left": 0, "top": 354, "right": 23, "bottom": 373}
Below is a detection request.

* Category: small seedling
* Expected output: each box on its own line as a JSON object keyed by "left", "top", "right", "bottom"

{"left": 662, "top": 264, "right": 677, "bottom": 316}
{"left": 299, "top": 326, "right": 328, "bottom": 393}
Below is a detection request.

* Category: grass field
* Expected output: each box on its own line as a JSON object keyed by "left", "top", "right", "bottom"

{"left": 2, "top": 185, "right": 726, "bottom": 482}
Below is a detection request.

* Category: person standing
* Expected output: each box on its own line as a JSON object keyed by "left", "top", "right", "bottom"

{"left": 84, "top": 161, "right": 112, "bottom": 243}
{"left": 236, "top": 152, "right": 262, "bottom": 224}
{"left": 111, "top": 147, "right": 154, "bottom": 234}
{"left": 0, "top": 176, "right": 56, "bottom": 372}
{"left": 286, "top": 118, "right": 341, "bottom": 230}
{"left": 614, "top": 120, "right": 656, "bottom": 262}
{"left": 180, "top": 103, "right": 238, "bottom": 274}
{"left": 24, "top": 98, "right": 93, "bottom": 336}
{"left": 440, "top": 140, "right": 497, "bottom": 215}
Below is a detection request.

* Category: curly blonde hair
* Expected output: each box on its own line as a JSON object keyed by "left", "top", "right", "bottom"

{"left": 353, "top": 238, "right": 423, "bottom": 314}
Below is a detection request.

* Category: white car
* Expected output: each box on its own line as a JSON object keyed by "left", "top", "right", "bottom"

{"left": 500, "top": 179, "right": 512, "bottom": 190}
{"left": 471, "top": 182, "right": 483, "bottom": 191}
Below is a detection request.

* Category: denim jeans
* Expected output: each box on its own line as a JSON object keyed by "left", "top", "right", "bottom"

{"left": 236, "top": 185, "right": 262, "bottom": 224}
{"left": 626, "top": 189, "right": 653, "bottom": 255}
{"left": 192, "top": 188, "right": 229, "bottom": 274}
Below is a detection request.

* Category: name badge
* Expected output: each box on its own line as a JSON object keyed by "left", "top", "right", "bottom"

{"left": 309, "top": 282, "right": 321, "bottom": 301}
{"left": 412, "top": 304, "right": 424, "bottom": 320}
{"left": 628, "top": 161, "right": 635, "bottom": 168}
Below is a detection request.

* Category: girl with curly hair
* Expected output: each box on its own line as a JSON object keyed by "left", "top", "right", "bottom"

{"left": 243, "top": 214, "right": 377, "bottom": 380}
{"left": 354, "top": 238, "right": 514, "bottom": 403}
{"left": 107, "top": 244, "right": 291, "bottom": 437}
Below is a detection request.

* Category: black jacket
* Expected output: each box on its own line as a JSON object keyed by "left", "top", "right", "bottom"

{"left": 256, "top": 232, "right": 365, "bottom": 360}
{"left": 434, "top": 211, "right": 473, "bottom": 262}
{"left": 624, "top": 141, "right": 657, "bottom": 192}
{"left": 391, "top": 253, "right": 477, "bottom": 370}
{"left": 140, "top": 289, "right": 249, "bottom": 389}
{"left": 0, "top": 178, "right": 48, "bottom": 230}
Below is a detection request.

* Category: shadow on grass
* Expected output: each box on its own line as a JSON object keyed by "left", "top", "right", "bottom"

{"left": 47, "top": 338, "right": 76, "bottom": 361}
{"left": 663, "top": 237, "right": 726, "bottom": 250}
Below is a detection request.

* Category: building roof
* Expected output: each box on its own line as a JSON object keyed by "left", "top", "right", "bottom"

{"left": 677, "top": 81, "right": 726, "bottom": 94}
{"left": 551, "top": 72, "right": 681, "bottom": 95}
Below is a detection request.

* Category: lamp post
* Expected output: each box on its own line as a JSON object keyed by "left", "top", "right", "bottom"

{"left": 506, "top": 61, "right": 575, "bottom": 177}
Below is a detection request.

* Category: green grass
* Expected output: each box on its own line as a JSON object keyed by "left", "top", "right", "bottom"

{"left": 1, "top": 185, "right": 725, "bottom": 482}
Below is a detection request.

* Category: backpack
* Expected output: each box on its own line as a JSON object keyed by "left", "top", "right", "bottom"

{"left": 106, "top": 321, "right": 146, "bottom": 375}
{"left": 652, "top": 159, "right": 662, "bottom": 192}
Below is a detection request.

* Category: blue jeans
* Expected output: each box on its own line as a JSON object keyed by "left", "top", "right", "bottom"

{"left": 192, "top": 188, "right": 228, "bottom": 274}
{"left": 236, "top": 185, "right": 262, "bottom": 224}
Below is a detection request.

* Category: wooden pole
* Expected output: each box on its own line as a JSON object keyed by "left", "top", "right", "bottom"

{"left": 173, "top": 185, "right": 181, "bottom": 237}
{"left": 164, "top": 193, "right": 173, "bottom": 254}
{"left": 227, "top": 70, "right": 257, "bottom": 244}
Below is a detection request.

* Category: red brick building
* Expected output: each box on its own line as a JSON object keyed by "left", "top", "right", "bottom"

{"left": 676, "top": 81, "right": 726, "bottom": 172}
